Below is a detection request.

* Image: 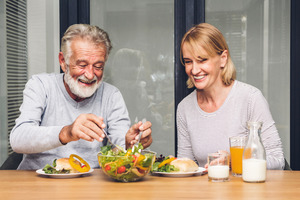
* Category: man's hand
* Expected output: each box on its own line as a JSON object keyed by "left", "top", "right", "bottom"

{"left": 125, "top": 120, "right": 153, "bottom": 149}
{"left": 59, "top": 114, "right": 106, "bottom": 144}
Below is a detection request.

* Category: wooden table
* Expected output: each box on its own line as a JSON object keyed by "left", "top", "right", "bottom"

{"left": 0, "top": 169, "right": 299, "bottom": 200}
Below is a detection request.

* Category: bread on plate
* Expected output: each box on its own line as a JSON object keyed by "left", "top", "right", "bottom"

{"left": 55, "top": 158, "right": 80, "bottom": 173}
{"left": 170, "top": 158, "right": 199, "bottom": 172}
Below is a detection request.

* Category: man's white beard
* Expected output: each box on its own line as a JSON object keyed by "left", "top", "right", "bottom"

{"left": 64, "top": 69, "right": 102, "bottom": 99}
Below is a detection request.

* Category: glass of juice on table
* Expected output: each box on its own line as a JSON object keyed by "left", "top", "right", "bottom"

{"left": 229, "top": 136, "right": 247, "bottom": 177}
{"left": 207, "top": 152, "right": 230, "bottom": 182}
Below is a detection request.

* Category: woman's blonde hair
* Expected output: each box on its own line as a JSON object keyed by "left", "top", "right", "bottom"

{"left": 180, "top": 23, "right": 236, "bottom": 88}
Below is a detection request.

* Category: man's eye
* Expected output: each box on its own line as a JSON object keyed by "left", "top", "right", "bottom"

{"left": 94, "top": 66, "right": 104, "bottom": 71}
{"left": 78, "top": 65, "right": 87, "bottom": 68}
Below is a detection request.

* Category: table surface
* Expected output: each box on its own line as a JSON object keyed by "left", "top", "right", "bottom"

{"left": 0, "top": 169, "right": 299, "bottom": 200}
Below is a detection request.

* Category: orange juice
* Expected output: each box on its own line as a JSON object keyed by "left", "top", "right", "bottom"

{"left": 230, "top": 146, "right": 244, "bottom": 175}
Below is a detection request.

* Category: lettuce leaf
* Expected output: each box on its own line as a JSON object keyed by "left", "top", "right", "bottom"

{"left": 42, "top": 162, "right": 70, "bottom": 174}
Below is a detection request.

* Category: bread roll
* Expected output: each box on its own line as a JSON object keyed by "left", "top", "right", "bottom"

{"left": 55, "top": 158, "right": 80, "bottom": 173}
{"left": 170, "top": 158, "right": 199, "bottom": 172}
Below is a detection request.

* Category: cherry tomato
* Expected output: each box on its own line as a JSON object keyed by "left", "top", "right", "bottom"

{"left": 117, "top": 166, "right": 126, "bottom": 174}
{"left": 105, "top": 165, "right": 111, "bottom": 172}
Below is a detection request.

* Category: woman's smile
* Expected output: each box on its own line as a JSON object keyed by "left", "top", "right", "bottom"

{"left": 194, "top": 74, "right": 207, "bottom": 80}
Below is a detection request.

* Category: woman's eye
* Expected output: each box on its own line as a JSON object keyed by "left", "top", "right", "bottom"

{"left": 184, "top": 60, "right": 192, "bottom": 65}
{"left": 198, "top": 59, "right": 207, "bottom": 63}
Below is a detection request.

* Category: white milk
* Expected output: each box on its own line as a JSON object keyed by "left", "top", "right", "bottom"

{"left": 242, "top": 158, "right": 267, "bottom": 182}
{"left": 208, "top": 165, "right": 229, "bottom": 179}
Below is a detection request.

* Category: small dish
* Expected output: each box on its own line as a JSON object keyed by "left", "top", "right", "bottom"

{"left": 36, "top": 168, "right": 94, "bottom": 178}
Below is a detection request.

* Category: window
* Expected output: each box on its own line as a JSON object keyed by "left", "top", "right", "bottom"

{"left": 206, "top": 0, "right": 290, "bottom": 162}
{"left": 0, "top": 0, "right": 28, "bottom": 165}
{"left": 90, "top": 0, "right": 175, "bottom": 156}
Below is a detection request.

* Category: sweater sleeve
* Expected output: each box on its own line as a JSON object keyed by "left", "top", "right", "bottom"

{"left": 176, "top": 102, "right": 196, "bottom": 161}
{"left": 10, "top": 75, "right": 64, "bottom": 154}
{"left": 248, "top": 89, "right": 285, "bottom": 170}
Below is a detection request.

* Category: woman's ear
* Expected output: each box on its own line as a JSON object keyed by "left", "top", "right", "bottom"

{"left": 59, "top": 52, "right": 67, "bottom": 73}
{"left": 220, "top": 50, "right": 228, "bottom": 68}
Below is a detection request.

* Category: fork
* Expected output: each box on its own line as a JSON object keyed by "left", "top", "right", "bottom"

{"left": 132, "top": 118, "right": 146, "bottom": 151}
{"left": 102, "top": 128, "right": 125, "bottom": 153}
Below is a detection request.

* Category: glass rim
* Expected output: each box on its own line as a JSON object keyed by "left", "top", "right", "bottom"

{"left": 229, "top": 136, "right": 248, "bottom": 143}
{"left": 247, "top": 121, "right": 263, "bottom": 125}
{"left": 98, "top": 150, "right": 157, "bottom": 157}
{"left": 207, "top": 152, "right": 229, "bottom": 157}
{"left": 229, "top": 135, "right": 247, "bottom": 139}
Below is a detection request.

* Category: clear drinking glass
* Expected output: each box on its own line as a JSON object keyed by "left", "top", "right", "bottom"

{"left": 208, "top": 152, "right": 230, "bottom": 182}
{"left": 229, "top": 136, "right": 247, "bottom": 177}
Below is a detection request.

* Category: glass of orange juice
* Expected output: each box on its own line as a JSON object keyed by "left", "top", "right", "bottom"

{"left": 229, "top": 136, "right": 247, "bottom": 177}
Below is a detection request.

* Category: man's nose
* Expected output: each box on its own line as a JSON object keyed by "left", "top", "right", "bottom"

{"left": 84, "top": 65, "right": 95, "bottom": 80}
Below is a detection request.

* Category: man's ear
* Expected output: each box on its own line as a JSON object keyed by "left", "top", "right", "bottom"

{"left": 220, "top": 50, "right": 228, "bottom": 68}
{"left": 59, "top": 52, "right": 67, "bottom": 73}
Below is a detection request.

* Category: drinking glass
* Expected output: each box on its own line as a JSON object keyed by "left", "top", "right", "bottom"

{"left": 207, "top": 152, "right": 230, "bottom": 182}
{"left": 229, "top": 136, "right": 247, "bottom": 177}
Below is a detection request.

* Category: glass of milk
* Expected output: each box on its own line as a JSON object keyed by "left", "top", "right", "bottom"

{"left": 207, "top": 152, "right": 230, "bottom": 182}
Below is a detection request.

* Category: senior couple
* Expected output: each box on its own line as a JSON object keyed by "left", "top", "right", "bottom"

{"left": 10, "top": 23, "right": 284, "bottom": 170}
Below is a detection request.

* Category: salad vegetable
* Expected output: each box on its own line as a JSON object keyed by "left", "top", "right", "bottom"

{"left": 98, "top": 143, "right": 156, "bottom": 182}
{"left": 42, "top": 154, "right": 90, "bottom": 174}
{"left": 42, "top": 159, "right": 70, "bottom": 174}
{"left": 151, "top": 154, "right": 179, "bottom": 173}
{"left": 69, "top": 154, "right": 91, "bottom": 173}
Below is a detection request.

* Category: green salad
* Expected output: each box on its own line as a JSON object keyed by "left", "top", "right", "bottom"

{"left": 98, "top": 143, "right": 156, "bottom": 182}
{"left": 42, "top": 159, "right": 70, "bottom": 174}
{"left": 151, "top": 154, "right": 179, "bottom": 173}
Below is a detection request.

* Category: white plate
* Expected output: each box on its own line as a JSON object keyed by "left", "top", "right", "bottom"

{"left": 151, "top": 167, "right": 207, "bottom": 177}
{"left": 36, "top": 168, "right": 94, "bottom": 179}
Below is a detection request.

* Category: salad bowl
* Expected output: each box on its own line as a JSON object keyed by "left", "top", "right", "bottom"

{"left": 98, "top": 144, "right": 156, "bottom": 182}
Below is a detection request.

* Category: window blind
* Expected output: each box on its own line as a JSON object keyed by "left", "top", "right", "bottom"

{"left": 6, "top": 0, "right": 27, "bottom": 154}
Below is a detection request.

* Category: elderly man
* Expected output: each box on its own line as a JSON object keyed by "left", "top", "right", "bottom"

{"left": 10, "top": 24, "right": 153, "bottom": 170}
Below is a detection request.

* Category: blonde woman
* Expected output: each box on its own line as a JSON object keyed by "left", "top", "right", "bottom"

{"left": 176, "top": 23, "right": 284, "bottom": 170}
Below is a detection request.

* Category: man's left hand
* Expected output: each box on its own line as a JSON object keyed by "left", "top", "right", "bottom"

{"left": 125, "top": 120, "right": 152, "bottom": 149}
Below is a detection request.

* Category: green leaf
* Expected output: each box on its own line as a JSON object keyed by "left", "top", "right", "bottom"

{"left": 53, "top": 159, "right": 57, "bottom": 167}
